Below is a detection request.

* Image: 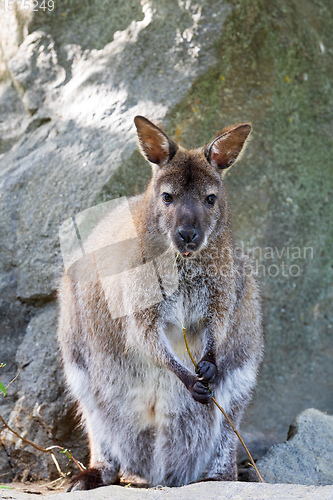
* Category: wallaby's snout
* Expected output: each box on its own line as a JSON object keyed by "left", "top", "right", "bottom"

{"left": 172, "top": 199, "right": 203, "bottom": 256}
{"left": 177, "top": 225, "right": 198, "bottom": 244}
{"left": 176, "top": 223, "right": 200, "bottom": 256}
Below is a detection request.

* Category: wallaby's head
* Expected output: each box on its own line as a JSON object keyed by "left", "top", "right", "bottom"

{"left": 134, "top": 116, "right": 251, "bottom": 258}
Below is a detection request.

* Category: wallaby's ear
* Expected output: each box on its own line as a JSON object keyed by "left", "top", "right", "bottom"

{"left": 134, "top": 116, "right": 178, "bottom": 166}
{"left": 205, "top": 123, "right": 252, "bottom": 170}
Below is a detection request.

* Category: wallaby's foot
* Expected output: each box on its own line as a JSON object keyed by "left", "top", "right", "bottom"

{"left": 191, "top": 380, "right": 213, "bottom": 404}
{"left": 67, "top": 468, "right": 103, "bottom": 491}
{"left": 196, "top": 360, "right": 217, "bottom": 385}
{"left": 198, "top": 471, "right": 237, "bottom": 482}
{"left": 66, "top": 467, "right": 120, "bottom": 492}
{"left": 67, "top": 468, "right": 105, "bottom": 491}
{"left": 203, "top": 463, "right": 238, "bottom": 482}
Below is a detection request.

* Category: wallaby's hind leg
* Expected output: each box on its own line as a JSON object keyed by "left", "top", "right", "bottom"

{"left": 67, "top": 414, "right": 120, "bottom": 491}
{"left": 204, "top": 423, "right": 238, "bottom": 482}
{"left": 64, "top": 371, "right": 121, "bottom": 491}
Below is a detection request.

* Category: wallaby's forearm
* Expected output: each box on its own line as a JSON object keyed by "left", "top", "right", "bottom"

{"left": 138, "top": 326, "right": 197, "bottom": 389}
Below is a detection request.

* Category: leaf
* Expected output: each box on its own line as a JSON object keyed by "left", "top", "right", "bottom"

{"left": 0, "top": 485, "right": 12, "bottom": 489}
{"left": 0, "top": 381, "right": 6, "bottom": 397}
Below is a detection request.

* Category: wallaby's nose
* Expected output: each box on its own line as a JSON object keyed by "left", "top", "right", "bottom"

{"left": 178, "top": 226, "right": 198, "bottom": 243}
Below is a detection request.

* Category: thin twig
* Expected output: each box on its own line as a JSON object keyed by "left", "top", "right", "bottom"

{"left": 0, "top": 415, "right": 48, "bottom": 452}
{"left": 181, "top": 322, "right": 197, "bottom": 369}
{"left": 46, "top": 446, "right": 85, "bottom": 472}
{"left": 45, "top": 476, "right": 68, "bottom": 490}
{"left": 5, "top": 362, "right": 23, "bottom": 391}
{"left": 0, "top": 363, "right": 85, "bottom": 480}
{"left": 181, "top": 324, "right": 265, "bottom": 484}
{"left": 50, "top": 452, "right": 65, "bottom": 478}
{"left": 0, "top": 415, "right": 85, "bottom": 472}
{"left": 210, "top": 397, "right": 264, "bottom": 483}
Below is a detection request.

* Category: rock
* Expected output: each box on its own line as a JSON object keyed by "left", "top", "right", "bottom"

{"left": 0, "top": 446, "right": 12, "bottom": 483}
{"left": 0, "top": 304, "right": 87, "bottom": 481}
{"left": 0, "top": 81, "right": 29, "bottom": 154}
{"left": 0, "top": 6, "right": 33, "bottom": 79}
{"left": 254, "top": 409, "right": 333, "bottom": 485}
{"left": 8, "top": 31, "right": 66, "bottom": 115}
{"left": 0, "top": 0, "right": 230, "bottom": 303}
{"left": 1, "top": 481, "right": 333, "bottom": 500}
{"left": 0, "top": 271, "right": 31, "bottom": 422}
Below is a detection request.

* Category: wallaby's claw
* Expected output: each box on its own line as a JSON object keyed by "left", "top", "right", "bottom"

{"left": 191, "top": 380, "right": 213, "bottom": 404}
{"left": 196, "top": 360, "right": 217, "bottom": 385}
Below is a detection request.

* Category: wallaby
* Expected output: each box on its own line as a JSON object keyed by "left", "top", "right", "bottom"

{"left": 58, "top": 116, "right": 264, "bottom": 491}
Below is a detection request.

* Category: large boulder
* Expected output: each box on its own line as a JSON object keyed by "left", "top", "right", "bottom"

{"left": 254, "top": 409, "right": 333, "bottom": 486}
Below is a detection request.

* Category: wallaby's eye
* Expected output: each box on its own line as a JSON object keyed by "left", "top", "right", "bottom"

{"left": 205, "top": 194, "right": 216, "bottom": 206}
{"left": 162, "top": 192, "right": 173, "bottom": 204}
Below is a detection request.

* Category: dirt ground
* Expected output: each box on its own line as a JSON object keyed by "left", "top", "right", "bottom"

{"left": 1, "top": 481, "right": 68, "bottom": 496}
{"left": 1, "top": 476, "right": 150, "bottom": 496}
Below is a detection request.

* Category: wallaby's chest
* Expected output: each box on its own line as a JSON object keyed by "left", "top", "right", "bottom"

{"left": 160, "top": 275, "right": 210, "bottom": 359}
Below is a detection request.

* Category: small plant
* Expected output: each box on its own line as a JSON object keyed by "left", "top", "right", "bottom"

{"left": 0, "top": 363, "right": 6, "bottom": 397}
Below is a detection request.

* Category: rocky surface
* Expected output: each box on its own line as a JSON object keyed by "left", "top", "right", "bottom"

{"left": 1, "top": 482, "right": 333, "bottom": 500}
{"left": 253, "top": 409, "right": 333, "bottom": 486}
{"left": 1, "top": 304, "right": 86, "bottom": 482}
{"left": 0, "top": 0, "right": 333, "bottom": 484}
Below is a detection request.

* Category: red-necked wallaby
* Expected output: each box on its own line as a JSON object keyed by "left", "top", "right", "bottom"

{"left": 58, "top": 116, "right": 264, "bottom": 490}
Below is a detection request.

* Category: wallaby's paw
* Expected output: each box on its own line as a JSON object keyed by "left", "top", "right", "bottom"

{"left": 196, "top": 360, "right": 217, "bottom": 385}
{"left": 191, "top": 380, "right": 213, "bottom": 404}
{"left": 66, "top": 468, "right": 103, "bottom": 492}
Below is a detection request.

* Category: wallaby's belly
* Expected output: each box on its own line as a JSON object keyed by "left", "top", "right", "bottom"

{"left": 71, "top": 337, "right": 218, "bottom": 485}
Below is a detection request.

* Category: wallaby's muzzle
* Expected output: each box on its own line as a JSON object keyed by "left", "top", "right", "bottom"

{"left": 174, "top": 223, "right": 202, "bottom": 257}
